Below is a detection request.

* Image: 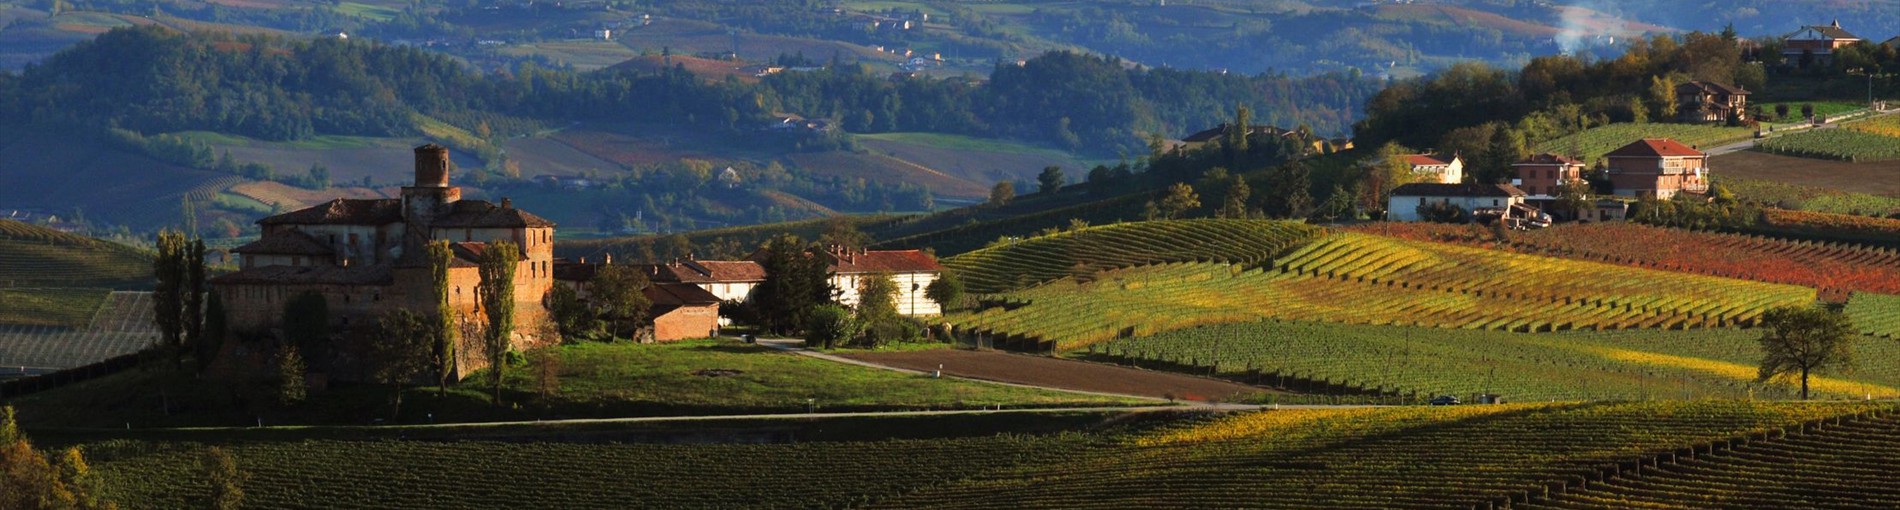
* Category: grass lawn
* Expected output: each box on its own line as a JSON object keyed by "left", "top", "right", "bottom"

{"left": 9, "top": 339, "right": 1139, "bottom": 428}
{"left": 857, "top": 132, "right": 1078, "bottom": 157}
{"left": 0, "top": 288, "right": 108, "bottom": 327}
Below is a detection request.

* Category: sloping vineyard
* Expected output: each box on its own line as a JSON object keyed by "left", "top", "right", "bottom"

{"left": 1757, "top": 129, "right": 1900, "bottom": 162}
{"left": 944, "top": 219, "right": 1323, "bottom": 294}
{"left": 875, "top": 402, "right": 1875, "bottom": 509}
{"left": 1534, "top": 123, "right": 1754, "bottom": 162}
{"left": 1520, "top": 409, "right": 1900, "bottom": 509}
{"left": 1846, "top": 292, "right": 1900, "bottom": 340}
{"left": 0, "top": 220, "right": 152, "bottom": 289}
{"left": 1084, "top": 320, "right": 1900, "bottom": 401}
{"left": 0, "top": 324, "right": 155, "bottom": 373}
{"left": 1353, "top": 221, "right": 1900, "bottom": 300}
{"left": 948, "top": 234, "right": 1815, "bottom": 351}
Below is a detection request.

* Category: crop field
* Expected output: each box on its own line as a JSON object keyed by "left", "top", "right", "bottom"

{"left": 0, "top": 288, "right": 108, "bottom": 327}
{"left": 783, "top": 151, "right": 992, "bottom": 198}
{"left": 1352, "top": 222, "right": 1900, "bottom": 300}
{"left": 0, "top": 130, "right": 239, "bottom": 229}
{"left": 0, "top": 323, "right": 154, "bottom": 373}
{"left": 226, "top": 181, "right": 391, "bottom": 210}
{"left": 950, "top": 233, "right": 1814, "bottom": 351}
{"left": 76, "top": 402, "right": 1882, "bottom": 509}
{"left": 1756, "top": 129, "right": 1900, "bottom": 162}
{"left": 855, "top": 132, "right": 1101, "bottom": 188}
{"left": 0, "top": 220, "right": 152, "bottom": 289}
{"left": 496, "top": 41, "right": 639, "bottom": 71}
{"left": 1847, "top": 293, "right": 1900, "bottom": 340}
{"left": 1523, "top": 409, "right": 1900, "bottom": 509}
{"left": 1846, "top": 112, "right": 1900, "bottom": 137}
{"left": 1761, "top": 208, "right": 1900, "bottom": 241}
{"left": 944, "top": 219, "right": 1324, "bottom": 294}
{"left": 1534, "top": 123, "right": 1754, "bottom": 162}
{"left": 1712, "top": 173, "right": 1900, "bottom": 216}
{"left": 880, "top": 401, "right": 1874, "bottom": 508}
{"left": 1083, "top": 320, "right": 1900, "bottom": 401}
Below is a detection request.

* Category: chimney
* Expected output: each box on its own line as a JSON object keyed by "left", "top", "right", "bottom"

{"left": 604, "top": 253, "right": 613, "bottom": 265}
{"left": 413, "top": 144, "right": 451, "bottom": 188}
{"left": 501, "top": 197, "right": 513, "bottom": 209}
{"left": 580, "top": 257, "right": 587, "bottom": 264}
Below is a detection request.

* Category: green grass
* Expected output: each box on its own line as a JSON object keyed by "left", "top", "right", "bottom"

{"left": 333, "top": 1, "right": 400, "bottom": 22}
{"left": 1847, "top": 293, "right": 1900, "bottom": 340}
{"left": 856, "top": 131, "right": 1093, "bottom": 160}
{"left": 0, "top": 288, "right": 109, "bottom": 327}
{"left": 1534, "top": 123, "right": 1755, "bottom": 162}
{"left": 1756, "top": 129, "right": 1900, "bottom": 162}
{"left": 169, "top": 130, "right": 398, "bottom": 150}
{"left": 0, "top": 219, "right": 153, "bottom": 289}
{"left": 1758, "top": 101, "right": 1865, "bottom": 121}
{"left": 9, "top": 339, "right": 1139, "bottom": 428}
{"left": 1715, "top": 175, "right": 1900, "bottom": 216}
{"left": 70, "top": 400, "right": 1885, "bottom": 509}
{"left": 1080, "top": 320, "right": 1900, "bottom": 401}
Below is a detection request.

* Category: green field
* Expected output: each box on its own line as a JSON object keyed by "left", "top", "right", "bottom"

{"left": 9, "top": 338, "right": 1137, "bottom": 428}
{"left": 0, "top": 219, "right": 152, "bottom": 289}
{"left": 943, "top": 219, "right": 1324, "bottom": 294}
{"left": 0, "top": 287, "right": 109, "bottom": 327}
{"left": 1756, "top": 129, "right": 1900, "bottom": 162}
{"left": 1082, "top": 320, "right": 1900, "bottom": 401}
{"left": 948, "top": 232, "right": 1815, "bottom": 351}
{"left": 1715, "top": 175, "right": 1900, "bottom": 216}
{"left": 71, "top": 401, "right": 1883, "bottom": 509}
{"left": 1847, "top": 293, "right": 1900, "bottom": 340}
{"left": 1534, "top": 123, "right": 1755, "bottom": 162}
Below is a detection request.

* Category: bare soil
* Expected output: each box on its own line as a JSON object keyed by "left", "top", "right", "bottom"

{"left": 1713, "top": 151, "right": 1900, "bottom": 197}
{"left": 838, "top": 349, "right": 1277, "bottom": 402}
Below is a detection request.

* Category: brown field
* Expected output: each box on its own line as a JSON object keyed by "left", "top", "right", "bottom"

{"left": 212, "top": 136, "right": 481, "bottom": 185}
{"left": 550, "top": 124, "right": 740, "bottom": 167}
{"left": 616, "top": 17, "right": 897, "bottom": 65}
{"left": 608, "top": 54, "right": 759, "bottom": 82}
{"left": 1712, "top": 150, "right": 1900, "bottom": 197}
{"left": 227, "top": 181, "right": 392, "bottom": 209}
{"left": 839, "top": 349, "right": 1276, "bottom": 402}
{"left": 858, "top": 137, "right": 1096, "bottom": 190}
{"left": 502, "top": 136, "right": 624, "bottom": 176}
{"left": 784, "top": 151, "right": 990, "bottom": 198}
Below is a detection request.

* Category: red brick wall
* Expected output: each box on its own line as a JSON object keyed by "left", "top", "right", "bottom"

{"left": 653, "top": 304, "right": 720, "bottom": 342}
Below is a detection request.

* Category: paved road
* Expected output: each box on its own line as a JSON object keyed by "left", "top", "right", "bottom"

{"left": 1707, "top": 107, "right": 1900, "bottom": 157}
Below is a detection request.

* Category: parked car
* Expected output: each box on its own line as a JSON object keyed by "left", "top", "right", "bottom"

{"left": 1429, "top": 395, "right": 1462, "bottom": 406}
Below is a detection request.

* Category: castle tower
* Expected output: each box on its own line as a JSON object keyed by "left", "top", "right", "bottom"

{"left": 401, "top": 144, "right": 461, "bottom": 261}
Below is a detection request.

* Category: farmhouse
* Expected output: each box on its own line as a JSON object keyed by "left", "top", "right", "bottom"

{"left": 211, "top": 145, "right": 556, "bottom": 378}
{"left": 1511, "top": 153, "right": 1585, "bottom": 198}
{"left": 1400, "top": 153, "right": 1464, "bottom": 184}
{"left": 1386, "top": 182, "right": 1528, "bottom": 223}
{"left": 1675, "top": 81, "right": 1750, "bottom": 123}
{"left": 1605, "top": 139, "right": 1709, "bottom": 200}
{"left": 1784, "top": 21, "right": 1861, "bottom": 67}
{"left": 644, "top": 259, "right": 767, "bottom": 302}
{"left": 810, "top": 246, "right": 944, "bottom": 317}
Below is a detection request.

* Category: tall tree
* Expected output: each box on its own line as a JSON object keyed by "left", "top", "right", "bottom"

{"left": 925, "top": 270, "right": 964, "bottom": 312}
{"left": 1217, "top": 174, "right": 1251, "bottom": 219}
{"left": 198, "top": 292, "right": 227, "bottom": 373}
{"left": 275, "top": 345, "right": 306, "bottom": 407}
{"left": 854, "top": 273, "right": 901, "bottom": 347}
{"left": 153, "top": 230, "right": 186, "bottom": 369}
{"left": 373, "top": 310, "right": 435, "bottom": 422}
{"left": 590, "top": 264, "right": 652, "bottom": 341}
{"left": 477, "top": 240, "right": 520, "bottom": 404}
{"left": 755, "top": 236, "right": 832, "bottom": 334}
{"left": 1037, "top": 166, "right": 1064, "bottom": 194}
{"left": 427, "top": 240, "right": 457, "bottom": 394}
{"left": 818, "top": 215, "right": 869, "bottom": 250}
{"left": 1757, "top": 306, "right": 1856, "bottom": 400}
{"left": 183, "top": 239, "right": 206, "bottom": 367}
{"left": 988, "top": 181, "right": 1016, "bottom": 207}
{"left": 1158, "top": 182, "right": 1200, "bottom": 219}
{"left": 202, "top": 447, "right": 246, "bottom": 510}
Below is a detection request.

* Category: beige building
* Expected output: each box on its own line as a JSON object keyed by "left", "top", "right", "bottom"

{"left": 211, "top": 145, "right": 555, "bottom": 379}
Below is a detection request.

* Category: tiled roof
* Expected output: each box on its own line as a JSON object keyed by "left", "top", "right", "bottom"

{"left": 1390, "top": 183, "right": 1527, "bottom": 198}
{"left": 258, "top": 199, "right": 402, "bottom": 226}
{"left": 823, "top": 249, "right": 942, "bottom": 274}
{"left": 433, "top": 200, "right": 556, "bottom": 228}
{"left": 1403, "top": 154, "right": 1456, "bottom": 167}
{"left": 208, "top": 264, "right": 394, "bottom": 286}
{"left": 1793, "top": 23, "right": 1859, "bottom": 40}
{"left": 553, "top": 260, "right": 596, "bottom": 282}
{"left": 1676, "top": 80, "right": 1750, "bottom": 96}
{"left": 647, "top": 282, "right": 721, "bottom": 307}
{"left": 1513, "top": 153, "right": 1584, "bottom": 166}
{"left": 232, "top": 230, "right": 333, "bottom": 256}
{"left": 1605, "top": 138, "right": 1704, "bottom": 158}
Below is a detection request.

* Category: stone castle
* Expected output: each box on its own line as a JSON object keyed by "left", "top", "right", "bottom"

{"left": 210, "top": 145, "right": 554, "bottom": 377}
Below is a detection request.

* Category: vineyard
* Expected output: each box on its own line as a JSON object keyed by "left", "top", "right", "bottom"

{"left": 1847, "top": 293, "right": 1900, "bottom": 339}
{"left": 86, "top": 432, "right": 1098, "bottom": 509}
{"left": 0, "top": 219, "right": 152, "bottom": 289}
{"left": 1522, "top": 408, "right": 1900, "bottom": 509}
{"left": 1760, "top": 208, "right": 1900, "bottom": 242}
{"left": 1081, "top": 320, "right": 1900, "bottom": 401}
{"left": 943, "top": 219, "right": 1324, "bottom": 294}
{"left": 0, "top": 288, "right": 109, "bottom": 327}
{"left": 1845, "top": 112, "right": 1900, "bottom": 138}
{"left": 1756, "top": 129, "right": 1900, "bottom": 162}
{"left": 948, "top": 233, "right": 1815, "bottom": 351}
{"left": 1350, "top": 221, "right": 1900, "bottom": 300}
{"left": 876, "top": 402, "right": 1875, "bottom": 509}
{"left": 0, "top": 291, "right": 157, "bottom": 372}
{"left": 1714, "top": 175, "right": 1900, "bottom": 217}
{"left": 1533, "top": 123, "right": 1754, "bottom": 162}
{"left": 79, "top": 402, "right": 1884, "bottom": 509}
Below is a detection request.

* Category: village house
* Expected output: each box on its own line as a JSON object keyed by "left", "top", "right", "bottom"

{"left": 1784, "top": 21, "right": 1861, "bottom": 67}
{"left": 211, "top": 145, "right": 556, "bottom": 379}
{"left": 549, "top": 260, "right": 723, "bottom": 342}
{"left": 643, "top": 259, "right": 767, "bottom": 302}
{"left": 1605, "top": 139, "right": 1709, "bottom": 200}
{"left": 809, "top": 246, "right": 943, "bottom": 317}
{"left": 1386, "top": 182, "right": 1529, "bottom": 223}
{"left": 1675, "top": 81, "right": 1750, "bottom": 123}
{"left": 1511, "top": 153, "right": 1585, "bottom": 199}
{"left": 1400, "top": 153, "right": 1464, "bottom": 184}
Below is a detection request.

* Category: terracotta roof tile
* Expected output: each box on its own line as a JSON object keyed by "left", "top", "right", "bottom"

{"left": 1402, "top": 154, "right": 1456, "bottom": 167}
{"left": 208, "top": 264, "right": 394, "bottom": 286}
{"left": 433, "top": 200, "right": 556, "bottom": 228}
{"left": 1605, "top": 138, "right": 1704, "bottom": 158}
{"left": 1390, "top": 183, "right": 1527, "bottom": 198}
{"left": 232, "top": 230, "right": 333, "bottom": 256}
{"left": 1513, "top": 153, "right": 1584, "bottom": 166}
{"left": 823, "top": 249, "right": 942, "bottom": 274}
{"left": 258, "top": 199, "right": 402, "bottom": 226}
{"left": 646, "top": 282, "right": 721, "bottom": 307}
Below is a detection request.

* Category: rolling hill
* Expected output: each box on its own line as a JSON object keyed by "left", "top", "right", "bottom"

{"left": 0, "top": 219, "right": 152, "bottom": 327}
